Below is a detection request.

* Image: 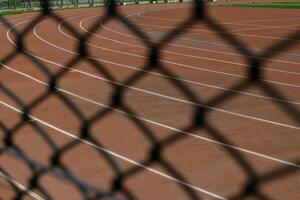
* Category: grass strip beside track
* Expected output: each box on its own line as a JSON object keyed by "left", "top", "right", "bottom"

{"left": 0, "top": 9, "right": 36, "bottom": 16}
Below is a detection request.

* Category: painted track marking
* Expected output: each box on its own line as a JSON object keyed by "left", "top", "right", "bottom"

{"left": 8, "top": 19, "right": 299, "bottom": 130}
{"left": 0, "top": 95, "right": 227, "bottom": 200}
{"left": 0, "top": 20, "right": 299, "bottom": 169}
{"left": 56, "top": 15, "right": 300, "bottom": 106}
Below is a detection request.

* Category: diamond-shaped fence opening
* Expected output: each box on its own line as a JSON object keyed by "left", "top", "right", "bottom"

{"left": 0, "top": 0, "right": 300, "bottom": 199}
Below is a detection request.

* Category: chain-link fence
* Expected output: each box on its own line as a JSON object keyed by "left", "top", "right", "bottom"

{"left": 0, "top": 0, "right": 193, "bottom": 10}
{"left": 0, "top": 0, "right": 299, "bottom": 199}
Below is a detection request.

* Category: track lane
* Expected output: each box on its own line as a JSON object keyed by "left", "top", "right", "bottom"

{"left": 0, "top": 4, "right": 300, "bottom": 198}
{"left": 8, "top": 15, "right": 300, "bottom": 157}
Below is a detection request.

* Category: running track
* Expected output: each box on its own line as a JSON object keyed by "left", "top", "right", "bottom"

{"left": 0, "top": 3, "right": 299, "bottom": 200}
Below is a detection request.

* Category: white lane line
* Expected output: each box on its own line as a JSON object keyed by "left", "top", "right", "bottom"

{"left": 121, "top": 13, "right": 300, "bottom": 67}
{"left": 98, "top": 19, "right": 300, "bottom": 79}
{"left": 59, "top": 24, "right": 300, "bottom": 106}
{"left": 191, "top": 25, "right": 300, "bottom": 34}
{"left": 82, "top": 17, "right": 300, "bottom": 88}
{"left": 54, "top": 15, "right": 300, "bottom": 106}
{"left": 62, "top": 16, "right": 300, "bottom": 89}
{"left": 105, "top": 15, "right": 300, "bottom": 71}
{"left": 87, "top": 16, "right": 300, "bottom": 78}
{"left": 139, "top": 23, "right": 300, "bottom": 37}
{"left": 0, "top": 99, "right": 227, "bottom": 200}
{"left": 223, "top": 17, "right": 300, "bottom": 26}
{"left": 132, "top": 22, "right": 300, "bottom": 34}
{"left": 96, "top": 16, "right": 300, "bottom": 77}
{"left": 9, "top": 20, "right": 300, "bottom": 131}
{"left": 185, "top": 21, "right": 300, "bottom": 36}
{"left": 136, "top": 11, "right": 300, "bottom": 42}
{"left": 100, "top": 24, "right": 300, "bottom": 67}
{"left": 136, "top": 8, "right": 300, "bottom": 30}
{"left": 1, "top": 61, "right": 300, "bottom": 170}
{"left": 135, "top": 9, "right": 300, "bottom": 25}
{"left": 0, "top": 171, "right": 44, "bottom": 200}
{"left": 115, "top": 12, "right": 300, "bottom": 67}
{"left": 1, "top": 8, "right": 299, "bottom": 199}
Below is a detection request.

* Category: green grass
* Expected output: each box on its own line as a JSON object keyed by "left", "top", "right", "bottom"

{"left": 224, "top": 1, "right": 300, "bottom": 9}
{"left": 0, "top": 0, "right": 153, "bottom": 16}
{"left": 0, "top": 9, "right": 37, "bottom": 16}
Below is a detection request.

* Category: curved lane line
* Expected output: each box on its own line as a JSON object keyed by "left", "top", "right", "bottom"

{"left": 16, "top": 19, "right": 300, "bottom": 130}
{"left": 0, "top": 97, "right": 226, "bottom": 200}
{"left": 102, "top": 14, "right": 300, "bottom": 75}
{"left": 52, "top": 14, "right": 300, "bottom": 106}
{"left": 1, "top": 56, "right": 300, "bottom": 170}
{"left": 0, "top": 171, "right": 44, "bottom": 200}
{"left": 1, "top": 20, "right": 300, "bottom": 169}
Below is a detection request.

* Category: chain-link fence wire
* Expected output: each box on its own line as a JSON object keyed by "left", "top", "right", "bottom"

{"left": 0, "top": 0, "right": 299, "bottom": 199}
{"left": 0, "top": 0, "right": 181, "bottom": 10}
